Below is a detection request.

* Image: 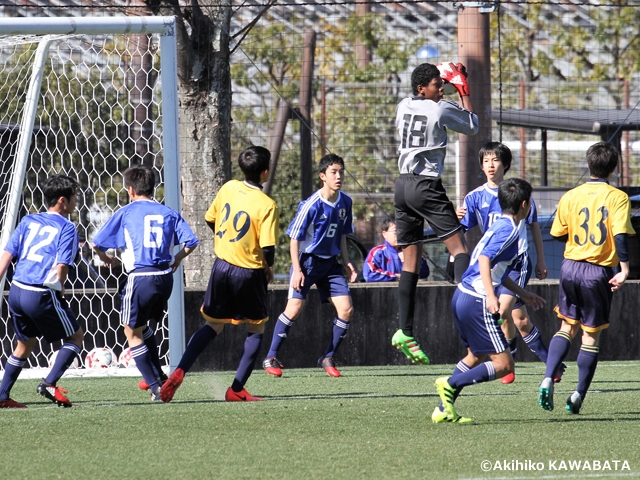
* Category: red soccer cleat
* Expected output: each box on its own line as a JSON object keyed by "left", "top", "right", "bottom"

{"left": 319, "top": 356, "right": 341, "bottom": 378}
{"left": 37, "top": 381, "right": 72, "bottom": 407}
{"left": 159, "top": 368, "right": 185, "bottom": 403}
{"left": 0, "top": 398, "right": 27, "bottom": 408}
{"left": 262, "top": 357, "right": 283, "bottom": 377}
{"left": 138, "top": 379, "right": 150, "bottom": 391}
{"left": 553, "top": 363, "right": 566, "bottom": 384}
{"left": 500, "top": 371, "right": 515, "bottom": 384}
{"left": 225, "top": 387, "right": 262, "bottom": 402}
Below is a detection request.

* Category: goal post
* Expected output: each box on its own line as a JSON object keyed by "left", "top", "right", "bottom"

{"left": 0, "top": 16, "right": 186, "bottom": 372}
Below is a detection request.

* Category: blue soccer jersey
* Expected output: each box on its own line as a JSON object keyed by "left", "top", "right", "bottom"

{"left": 461, "top": 183, "right": 538, "bottom": 256}
{"left": 460, "top": 215, "right": 520, "bottom": 296}
{"left": 5, "top": 212, "right": 79, "bottom": 291}
{"left": 92, "top": 199, "right": 199, "bottom": 272}
{"left": 287, "top": 190, "right": 354, "bottom": 257}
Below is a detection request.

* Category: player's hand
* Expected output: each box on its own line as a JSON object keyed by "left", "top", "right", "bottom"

{"left": 520, "top": 291, "right": 546, "bottom": 311}
{"left": 345, "top": 263, "right": 358, "bottom": 282}
{"left": 609, "top": 272, "right": 627, "bottom": 291}
{"left": 486, "top": 293, "right": 500, "bottom": 314}
{"left": 290, "top": 269, "right": 305, "bottom": 292}
{"left": 437, "top": 62, "right": 471, "bottom": 97}
{"left": 265, "top": 266, "right": 274, "bottom": 285}
{"left": 535, "top": 261, "right": 548, "bottom": 280}
{"left": 456, "top": 206, "right": 467, "bottom": 221}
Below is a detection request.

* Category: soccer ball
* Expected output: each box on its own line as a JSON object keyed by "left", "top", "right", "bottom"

{"left": 118, "top": 347, "right": 136, "bottom": 368}
{"left": 85, "top": 347, "right": 116, "bottom": 369}
{"left": 48, "top": 349, "right": 81, "bottom": 369}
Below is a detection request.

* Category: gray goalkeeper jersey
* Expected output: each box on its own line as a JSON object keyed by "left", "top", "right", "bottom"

{"left": 395, "top": 97, "right": 479, "bottom": 177}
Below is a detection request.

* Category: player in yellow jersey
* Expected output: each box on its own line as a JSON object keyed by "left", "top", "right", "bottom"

{"left": 160, "top": 146, "right": 279, "bottom": 403}
{"left": 539, "top": 141, "right": 635, "bottom": 414}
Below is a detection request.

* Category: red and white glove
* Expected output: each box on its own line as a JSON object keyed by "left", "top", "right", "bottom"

{"left": 437, "top": 62, "right": 470, "bottom": 97}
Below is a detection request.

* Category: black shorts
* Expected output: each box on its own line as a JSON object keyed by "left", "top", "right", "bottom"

{"left": 394, "top": 174, "right": 462, "bottom": 245}
{"left": 201, "top": 258, "right": 269, "bottom": 324}
{"left": 555, "top": 259, "right": 614, "bottom": 332}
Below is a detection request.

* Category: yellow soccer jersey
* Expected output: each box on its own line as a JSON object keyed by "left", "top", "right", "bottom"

{"left": 205, "top": 180, "right": 279, "bottom": 269}
{"left": 551, "top": 181, "right": 635, "bottom": 266}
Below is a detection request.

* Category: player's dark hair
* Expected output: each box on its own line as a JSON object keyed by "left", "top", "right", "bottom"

{"left": 411, "top": 63, "right": 441, "bottom": 96}
{"left": 319, "top": 153, "right": 344, "bottom": 174}
{"left": 586, "top": 141, "right": 619, "bottom": 179}
{"left": 478, "top": 141, "right": 512, "bottom": 174}
{"left": 124, "top": 165, "right": 156, "bottom": 197}
{"left": 238, "top": 146, "right": 270, "bottom": 184}
{"left": 381, "top": 216, "right": 396, "bottom": 232}
{"left": 498, "top": 178, "right": 532, "bottom": 215}
{"left": 43, "top": 174, "right": 78, "bottom": 207}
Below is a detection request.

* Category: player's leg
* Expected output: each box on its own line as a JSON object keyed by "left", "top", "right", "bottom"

{"left": 538, "top": 321, "right": 578, "bottom": 411}
{"left": 498, "top": 294, "right": 518, "bottom": 384}
{"left": 315, "top": 260, "right": 354, "bottom": 377}
{"left": 125, "top": 324, "right": 166, "bottom": 400}
{"left": 44, "top": 327, "right": 83, "bottom": 385}
{"left": 264, "top": 298, "right": 304, "bottom": 376}
{"left": 264, "top": 256, "right": 317, "bottom": 376}
{"left": 393, "top": 175, "right": 431, "bottom": 363}
{"left": 0, "top": 337, "right": 36, "bottom": 408}
{"left": 28, "top": 288, "right": 82, "bottom": 407}
{"left": 432, "top": 348, "right": 479, "bottom": 423}
{"left": 442, "top": 231, "right": 469, "bottom": 283}
{"left": 226, "top": 322, "right": 265, "bottom": 402}
{"left": 316, "top": 294, "right": 353, "bottom": 377}
{"left": 566, "top": 329, "right": 601, "bottom": 414}
{"left": 160, "top": 321, "right": 223, "bottom": 403}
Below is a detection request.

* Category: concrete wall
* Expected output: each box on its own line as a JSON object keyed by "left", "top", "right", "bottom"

{"left": 183, "top": 281, "right": 640, "bottom": 371}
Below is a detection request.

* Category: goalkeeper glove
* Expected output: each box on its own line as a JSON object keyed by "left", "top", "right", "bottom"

{"left": 436, "top": 62, "right": 470, "bottom": 97}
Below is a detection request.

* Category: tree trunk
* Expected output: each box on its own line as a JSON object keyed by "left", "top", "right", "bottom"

{"left": 146, "top": 0, "right": 232, "bottom": 287}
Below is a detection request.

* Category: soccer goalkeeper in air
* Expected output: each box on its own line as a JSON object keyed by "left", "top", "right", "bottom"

{"left": 391, "top": 61, "right": 479, "bottom": 364}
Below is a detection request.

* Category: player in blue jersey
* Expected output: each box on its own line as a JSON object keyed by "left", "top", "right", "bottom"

{"left": 263, "top": 153, "right": 358, "bottom": 378}
{"left": 0, "top": 175, "right": 84, "bottom": 408}
{"left": 160, "top": 146, "right": 279, "bottom": 403}
{"left": 433, "top": 178, "right": 545, "bottom": 423}
{"left": 92, "top": 166, "right": 199, "bottom": 401}
{"left": 363, "top": 216, "right": 429, "bottom": 282}
{"left": 457, "top": 142, "right": 562, "bottom": 385}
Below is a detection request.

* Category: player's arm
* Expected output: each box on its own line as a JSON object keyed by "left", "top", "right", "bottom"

{"left": 501, "top": 277, "right": 546, "bottom": 311}
{"left": 459, "top": 95, "right": 473, "bottom": 113}
{"left": 478, "top": 255, "right": 499, "bottom": 314}
{"left": 171, "top": 245, "right": 197, "bottom": 272}
{"left": 289, "top": 239, "right": 304, "bottom": 291}
{"left": 57, "top": 263, "right": 69, "bottom": 296}
{"left": 90, "top": 243, "right": 116, "bottom": 266}
{"left": 610, "top": 234, "right": 630, "bottom": 291}
{"left": 530, "top": 222, "right": 548, "bottom": 280}
{"left": 0, "top": 250, "right": 14, "bottom": 280}
{"left": 340, "top": 235, "right": 357, "bottom": 282}
{"left": 262, "top": 245, "right": 275, "bottom": 284}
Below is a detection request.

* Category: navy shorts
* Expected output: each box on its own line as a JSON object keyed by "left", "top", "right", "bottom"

{"left": 452, "top": 287, "right": 509, "bottom": 355}
{"left": 556, "top": 259, "right": 613, "bottom": 332}
{"left": 8, "top": 281, "right": 80, "bottom": 343}
{"left": 496, "top": 253, "right": 533, "bottom": 309}
{"left": 201, "top": 258, "right": 269, "bottom": 324}
{"left": 394, "top": 174, "right": 462, "bottom": 246}
{"left": 120, "top": 267, "right": 173, "bottom": 328}
{"left": 288, "top": 254, "right": 350, "bottom": 302}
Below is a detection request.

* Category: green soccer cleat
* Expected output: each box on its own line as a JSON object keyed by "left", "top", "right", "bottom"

{"left": 435, "top": 377, "right": 460, "bottom": 419}
{"left": 431, "top": 405, "right": 472, "bottom": 424}
{"left": 539, "top": 377, "right": 554, "bottom": 411}
{"left": 565, "top": 391, "right": 583, "bottom": 415}
{"left": 391, "top": 330, "right": 430, "bottom": 365}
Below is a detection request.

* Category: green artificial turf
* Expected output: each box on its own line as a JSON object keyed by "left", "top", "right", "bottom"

{"left": 1, "top": 362, "right": 639, "bottom": 479}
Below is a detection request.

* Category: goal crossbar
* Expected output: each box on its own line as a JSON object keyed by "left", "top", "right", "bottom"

{"left": 0, "top": 16, "right": 176, "bottom": 36}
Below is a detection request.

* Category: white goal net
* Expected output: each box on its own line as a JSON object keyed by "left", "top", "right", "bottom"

{"left": 0, "top": 17, "right": 184, "bottom": 374}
